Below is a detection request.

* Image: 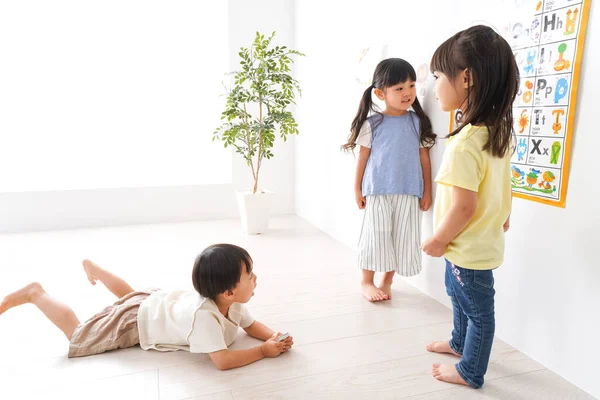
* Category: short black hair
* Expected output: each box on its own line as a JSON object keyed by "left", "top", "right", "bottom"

{"left": 192, "top": 244, "right": 253, "bottom": 300}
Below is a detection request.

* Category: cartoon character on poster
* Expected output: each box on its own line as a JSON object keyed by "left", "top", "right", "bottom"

{"left": 517, "top": 109, "right": 530, "bottom": 134}
{"left": 516, "top": 138, "right": 528, "bottom": 161}
{"left": 554, "top": 78, "right": 568, "bottom": 104}
{"left": 550, "top": 141, "right": 562, "bottom": 164}
{"left": 552, "top": 109, "right": 565, "bottom": 134}
{"left": 554, "top": 43, "right": 571, "bottom": 71}
{"left": 524, "top": 49, "right": 537, "bottom": 75}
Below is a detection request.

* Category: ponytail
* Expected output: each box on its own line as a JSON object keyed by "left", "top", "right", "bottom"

{"left": 342, "top": 85, "right": 378, "bottom": 152}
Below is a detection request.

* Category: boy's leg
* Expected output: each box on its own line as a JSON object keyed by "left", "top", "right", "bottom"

{"left": 361, "top": 269, "right": 388, "bottom": 302}
{"left": 0, "top": 282, "right": 80, "bottom": 340}
{"left": 433, "top": 263, "right": 496, "bottom": 389}
{"left": 427, "top": 260, "right": 465, "bottom": 357}
{"left": 378, "top": 271, "right": 395, "bottom": 299}
{"left": 83, "top": 259, "right": 135, "bottom": 298}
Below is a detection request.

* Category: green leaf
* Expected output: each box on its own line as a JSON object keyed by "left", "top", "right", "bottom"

{"left": 212, "top": 31, "right": 303, "bottom": 169}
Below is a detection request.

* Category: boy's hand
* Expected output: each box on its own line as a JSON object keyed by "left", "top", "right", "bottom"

{"left": 261, "top": 333, "right": 292, "bottom": 358}
{"left": 355, "top": 190, "right": 366, "bottom": 209}
{"left": 280, "top": 333, "right": 294, "bottom": 352}
{"left": 420, "top": 193, "right": 432, "bottom": 212}
{"left": 503, "top": 216, "right": 510, "bottom": 232}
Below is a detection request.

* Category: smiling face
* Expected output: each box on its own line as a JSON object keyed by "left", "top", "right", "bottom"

{"left": 374, "top": 79, "right": 417, "bottom": 115}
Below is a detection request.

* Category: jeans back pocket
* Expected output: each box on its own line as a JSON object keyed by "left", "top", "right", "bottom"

{"left": 473, "top": 270, "right": 494, "bottom": 289}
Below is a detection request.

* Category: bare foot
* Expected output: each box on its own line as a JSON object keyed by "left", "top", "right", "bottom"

{"left": 427, "top": 341, "right": 461, "bottom": 357}
{"left": 432, "top": 364, "right": 469, "bottom": 386}
{"left": 82, "top": 259, "right": 99, "bottom": 285}
{"left": 0, "top": 282, "right": 44, "bottom": 316}
{"left": 361, "top": 283, "right": 389, "bottom": 302}
{"left": 378, "top": 283, "right": 392, "bottom": 299}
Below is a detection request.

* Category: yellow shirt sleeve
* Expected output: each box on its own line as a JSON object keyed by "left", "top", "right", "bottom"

{"left": 435, "top": 141, "right": 483, "bottom": 193}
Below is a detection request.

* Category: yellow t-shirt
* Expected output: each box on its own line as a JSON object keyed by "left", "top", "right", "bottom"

{"left": 433, "top": 124, "right": 512, "bottom": 270}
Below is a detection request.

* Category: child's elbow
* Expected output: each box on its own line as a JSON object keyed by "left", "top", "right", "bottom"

{"left": 213, "top": 359, "right": 231, "bottom": 371}
{"left": 459, "top": 204, "right": 477, "bottom": 219}
{"left": 210, "top": 351, "right": 231, "bottom": 371}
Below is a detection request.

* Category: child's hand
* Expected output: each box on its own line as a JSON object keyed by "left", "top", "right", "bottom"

{"left": 503, "top": 216, "right": 510, "bottom": 232}
{"left": 281, "top": 334, "right": 294, "bottom": 352}
{"left": 420, "top": 193, "right": 432, "bottom": 211}
{"left": 421, "top": 237, "right": 447, "bottom": 257}
{"left": 355, "top": 190, "right": 366, "bottom": 209}
{"left": 260, "top": 333, "right": 288, "bottom": 358}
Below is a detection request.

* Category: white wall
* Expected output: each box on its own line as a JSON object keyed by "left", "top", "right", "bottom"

{"left": 228, "top": 0, "right": 297, "bottom": 217}
{"left": 294, "top": 0, "right": 599, "bottom": 397}
{"left": 0, "top": 0, "right": 296, "bottom": 233}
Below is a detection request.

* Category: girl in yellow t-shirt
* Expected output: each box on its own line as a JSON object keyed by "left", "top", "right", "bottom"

{"left": 421, "top": 25, "right": 518, "bottom": 389}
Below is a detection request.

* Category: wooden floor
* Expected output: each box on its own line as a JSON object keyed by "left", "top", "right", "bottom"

{"left": 0, "top": 216, "right": 594, "bottom": 399}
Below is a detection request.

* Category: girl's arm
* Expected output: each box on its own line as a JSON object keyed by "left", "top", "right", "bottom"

{"left": 422, "top": 186, "right": 477, "bottom": 257}
{"left": 243, "top": 320, "right": 274, "bottom": 341}
{"left": 355, "top": 146, "right": 371, "bottom": 209}
{"left": 419, "top": 148, "right": 432, "bottom": 211}
{"left": 504, "top": 186, "right": 513, "bottom": 232}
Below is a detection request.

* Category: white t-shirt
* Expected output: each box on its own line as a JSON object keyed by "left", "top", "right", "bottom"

{"left": 137, "top": 290, "right": 255, "bottom": 354}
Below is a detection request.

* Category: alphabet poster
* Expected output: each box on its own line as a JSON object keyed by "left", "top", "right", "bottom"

{"left": 451, "top": 0, "right": 591, "bottom": 207}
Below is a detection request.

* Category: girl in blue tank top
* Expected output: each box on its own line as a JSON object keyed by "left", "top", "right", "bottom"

{"left": 342, "top": 58, "right": 436, "bottom": 302}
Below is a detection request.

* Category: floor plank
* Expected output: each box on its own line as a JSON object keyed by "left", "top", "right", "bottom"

{"left": 0, "top": 216, "right": 592, "bottom": 400}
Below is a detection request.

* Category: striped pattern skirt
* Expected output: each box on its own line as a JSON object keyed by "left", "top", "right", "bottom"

{"left": 357, "top": 194, "right": 422, "bottom": 276}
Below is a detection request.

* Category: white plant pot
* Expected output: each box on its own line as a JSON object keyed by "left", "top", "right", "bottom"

{"left": 236, "top": 190, "right": 274, "bottom": 234}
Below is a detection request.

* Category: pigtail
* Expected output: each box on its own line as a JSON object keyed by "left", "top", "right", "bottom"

{"left": 412, "top": 98, "right": 436, "bottom": 148}
{"left": 342, "top": 85, "right": 375, "bottom": 152}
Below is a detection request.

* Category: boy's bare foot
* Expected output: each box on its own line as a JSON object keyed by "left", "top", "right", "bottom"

{"left": 82, "top": 259, "right": 99, "bottom": 285}
{"left": 427, "top": 341, "right": 461, "bottom": 357}
{"left": 0, "top": 282, "right": 44, "bottom": 316}
{"left": 378, "top": 283, "right": 392, "bottom": 299}
{"left": 432, "top": 364, "right": 469, "bottom": 386}
{"left": 361, "top": 283, "right": 389, "bottom": 302}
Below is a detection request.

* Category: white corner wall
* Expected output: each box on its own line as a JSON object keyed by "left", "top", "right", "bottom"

{"left": 0, "top": 0, "right": 296, "bottom": 233}
{"left": 228, "top": 0, "right": 297, "bottom": 217}
{"left": 294, "top": 0, "right": 599, "bottom": 397}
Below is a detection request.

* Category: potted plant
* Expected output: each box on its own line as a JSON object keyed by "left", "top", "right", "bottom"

{"left": 214, "top": 32, "right": 304, "bottom": 234}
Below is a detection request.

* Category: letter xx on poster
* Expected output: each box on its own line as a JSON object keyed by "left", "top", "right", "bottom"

{"left": 451, "top": 0, "right": 591, "bottom": 207}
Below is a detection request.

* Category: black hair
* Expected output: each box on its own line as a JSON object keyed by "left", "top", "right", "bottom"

{"left": 431, "top": 25, "right": 519, "bottom": 157}
{"left": 192, "top": 244, "right": 253, "bottom": 300}
{"left": 342, "top": 58, "right": 436, "bottom": 151}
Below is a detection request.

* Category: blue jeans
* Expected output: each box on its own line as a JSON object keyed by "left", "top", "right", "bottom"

{"left": 445, "top": 259, "right": 495, "bottom": 389}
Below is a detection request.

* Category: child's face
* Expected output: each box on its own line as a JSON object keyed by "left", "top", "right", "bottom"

{"left": 375, "top": 80, "right": 416, "bottom": 113}
{"left": 233, "top": 262, "right": 257, "bottom": 303}
{"left": 432, "top": 70, "right": 468, "bottom": 112}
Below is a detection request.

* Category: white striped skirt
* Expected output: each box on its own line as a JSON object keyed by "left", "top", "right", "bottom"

{"left": 357, "top": 194, "right": 422, "bottom": 276}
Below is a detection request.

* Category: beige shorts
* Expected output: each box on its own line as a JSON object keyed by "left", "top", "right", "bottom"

{"left": 68, "top": 288, "right": 158, "bottom": 358}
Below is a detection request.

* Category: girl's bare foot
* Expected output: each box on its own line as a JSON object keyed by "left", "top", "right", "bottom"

{"left": 432, "top": 364, "right": 469, "bottom": 386}
{"left": 378, "top": 271, "right": 394, "bottom": 299}
{"left": 82, "top": 259, "right": 99, "bottom": 285}
{"left": 0, "top": 282, "right": 44, "bottom": 316}
{"left": 426, "top": 341, "right": 461, "bottom": 357}
{"left": 378, "top": 283, "right": 392, "bottom": 299}
{"left": 361, "top": 283, "right": 389, "bottom": 302}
